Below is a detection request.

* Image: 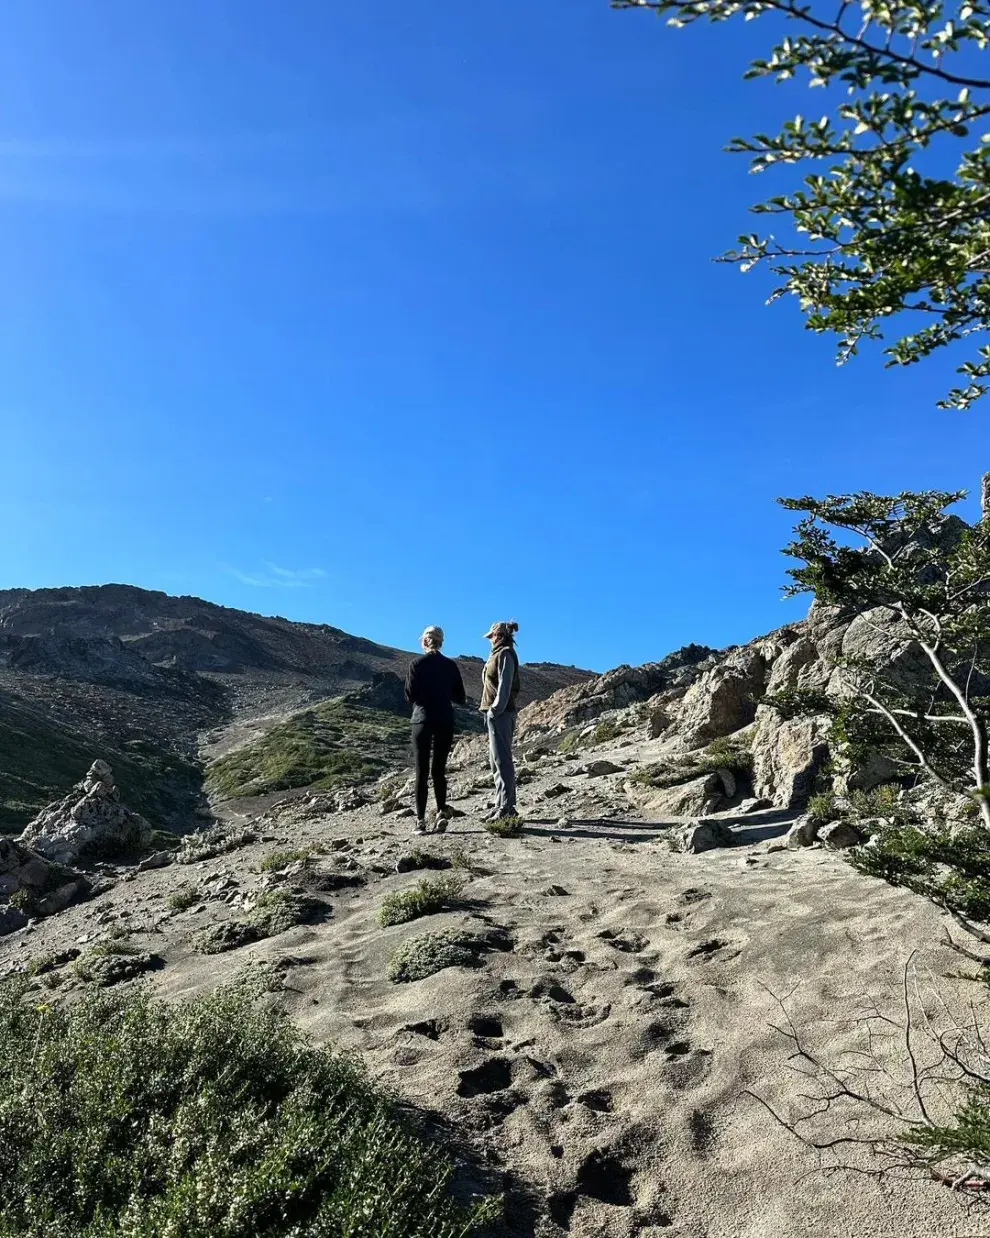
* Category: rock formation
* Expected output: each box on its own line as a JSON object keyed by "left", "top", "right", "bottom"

{"left": 19, "top": 760, "right": 152, "bottom": 866}
{"left": 0, "top": 838, "right": 90, "bottom": 933}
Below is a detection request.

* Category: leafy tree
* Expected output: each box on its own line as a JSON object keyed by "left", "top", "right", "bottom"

{"left": 617, "top": 0, "right": 990, "bottom": 408}
{"left": 776, "top": 487, "right": 990, "bottom": 826}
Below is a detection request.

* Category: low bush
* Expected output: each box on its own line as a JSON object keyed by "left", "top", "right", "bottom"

{"left": 0, "top": 975, "right": 496, "bottom": 1236}
{"left": 258, "top": 847, "right": 316, "bottom": 872}
{"left": 166, "top": 884, "right": 199, "bottom": 912}
{"left": 850, "top": 823, "right": 990, "bottom": 920}
{"left": 387, "top": 930, "right": 477, "bottom": 983}
{"left": 379, "top": 875, "right": 465, "bottom": 928}
{"left": 484, "top": 816, "right": 524, "bottom": 838}
{"left": 176, "top": 824, "right": 258, "bottom": 865}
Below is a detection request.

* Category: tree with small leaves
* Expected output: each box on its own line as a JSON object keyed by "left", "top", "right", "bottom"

{"left": 776, "top": 486, "right": 990, "bottom": 826}
{"left": 616, "top": 0, "right": 990, "bottom": 408}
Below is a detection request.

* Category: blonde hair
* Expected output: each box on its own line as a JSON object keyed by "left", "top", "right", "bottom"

{"left": 421, "top": 625, "right": 444, "bottom": 651}
{"left": 488, "top": 621, "right": 519, "bottom": 644}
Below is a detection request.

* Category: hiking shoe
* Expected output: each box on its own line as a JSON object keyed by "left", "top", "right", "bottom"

{"left": 413, "top": 819, "right": 428, "bottom": 835}
{"left": 433, "top": 809, "right": 449, "bottom": 834}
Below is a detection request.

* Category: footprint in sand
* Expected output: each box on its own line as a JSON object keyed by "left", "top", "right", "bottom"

{"left": 468, "top": 1013, "right": 504, "bottom": 1043}
{"left": 597, "top": 928, "right": 650, "bottom": 953}
{"left": 457, "top": 1057, "right": 513, "bottom": 1097}
{"left": 687, "top": 938, "right": 740, "bottom": 963}
{"left": 403, "top": 1018, "right": 447, "bottom": 1040}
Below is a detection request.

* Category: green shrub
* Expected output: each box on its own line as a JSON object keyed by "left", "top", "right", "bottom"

{"left": 248, "top": 889, "right": 322, "bottom": 936}
{"left": 591, "top": 719, "right": 622, "bottom": 745}
{"left": 191, "top": 920, "right": 263, "bottom": 955}
{"left": 73, "top": 939, "right": 160, "bottom": 987}
{"left": 696, "top": 736, "right": 754, "bottom": 777}
{"left": 387, "top": 930, "right": 476, "bottom": 983}
{"left": 166, "top": 884, "right": 199, "bottom": 913}
{"left": 807, "top": 791, "right": 839, "bottom": 824}
{"left": 379, "top": 876, "right": 465, "bottom": 928}
{"left": 848, "top": 783, "right": 904, "bottom": 821}
{"left": 258, "top": 847, "right": 315, "bottom": 872}
{"left": 205, "top": 700, "right": 410, "bottom": 800}
{"left": 176, "top": 824, "right": 258, "bottom": 865}
{"left": 0, "top": 975, "right": 497, "bottom": 1236}
{"left": 850, "top": 823, "right": 990, "bottom": 920}
{"left": 484, "top": 816, "right": 524, "bottom": 838}
{"left": 7, "top": 888, "right": 36, "bottom": 915}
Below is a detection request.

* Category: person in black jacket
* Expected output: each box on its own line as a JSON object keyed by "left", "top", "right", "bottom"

{"left": 404, "top": 626, "right": 466, "bottom": 834}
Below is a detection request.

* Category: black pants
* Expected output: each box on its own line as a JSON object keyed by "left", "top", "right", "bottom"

{"left": 411, "top": 721, "right": 454, "bottom": 820}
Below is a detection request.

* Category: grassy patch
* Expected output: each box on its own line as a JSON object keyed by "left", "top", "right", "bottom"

{"left": 166, "top": 884, "right": 199, "bottom": 913}
{"left": 205, "top": 699, "right": 410, "bottom": 801}
{"left": 387, "top": 930, "right": 477, "bottom": 983}
{"left": 631, "top": 737, "right": 754, "bottom": 791}
{"left": 191, "top": 920, "right": 263, "bottom": 955}
{"left": 191, "top": 889, "right": 324, "bottom": 955}
{"left": 176, "top": 823, "right": 258, "bottom": 864}
{"left": 0, "top": 696, "right": 205, "bottom": 835}
{"left": 484, "top": 816, "right": 524, "bottom": 838}
{"left": 258, "top": 846, "right": 317, "bottom": 872}
{"left": 73, "top": 938, "right": 160, "bottom": 987}
{"left": 0, "top": 974, "right": 497, "bottom": 1236}
{"left": 379, "top": 875, "right": 465, "bottom": 928}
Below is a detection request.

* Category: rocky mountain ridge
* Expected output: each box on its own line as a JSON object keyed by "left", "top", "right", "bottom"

{"left": 0, "top": 585, "right": 592, "bottom": 832}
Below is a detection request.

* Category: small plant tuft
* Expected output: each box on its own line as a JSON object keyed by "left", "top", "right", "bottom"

{"left": 166, "top": 884, "right": 199, "bottom": 912}
{"left": 387, "top": 930, "right": 477, "bottom": 983}
{"left": 379, "top": 875, "right": 465, "bottom": 928}
{"left": 484, "top": 816, "right": 524, "bottom": 838}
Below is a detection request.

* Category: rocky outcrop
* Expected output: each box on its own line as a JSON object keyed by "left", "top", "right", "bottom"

{"left": 517, "top": 645, "right": 719, "bottom": 742}
{"left": 0, "top": 838, "right": 90, "bottom": 933}
{"left": 672, "top": 642, "right": 777, "bottom": 748}
{"left": 631, "top": 773, "right": 727, "bottom": 818}
{"left": 19, "top": 760, "right": 152, "bottom": 865}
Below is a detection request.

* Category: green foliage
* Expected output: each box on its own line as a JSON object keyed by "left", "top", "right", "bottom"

{"left": 7, "top": 889, "right": 35, "bottom": 915}
{"left": 0, "top": 975, "right": 495, "bottom": 1236}
{"left": 165, "top": 885, "right": 199, "bottom": 913}
{"left": 248, "top": 889, "right": 323, "bottom": 936}
{"left": 387, "top": 930, "right": 477, "bottom": 984}
{"left": 850, "top": 823, "right": 990, "bottom": 919}
{"left": 206, "top": 699, "right": 410, "bottom": 800}
{"left": 778, "top": 489, "right": 990, "bottom": 825}
{"left": 0, "top": 696, "right": 204, "bottom": 835}
{"left": 483, "top": 816, "right": 524, "bottom": 837}
{"left": 73, "top": 938, "right": 160, "bottom": 987}
{"left": 697, "top": 735, "right": 754, "bottom": 777}
{"left": 191, "top": 920, "right": 262, "bottom": 956}
{"left": 378, "top": 875, "right": 466, "bottom": 928}
{"left": 619, "top": 0, "right": 990, "bottom": 408}
{"left": 190, "top": 889, "right": 323, "bottom": 955}
{"left": 176, "top": 823, "right": 258, "bottom": 865}
{"left": 631, "top": 737, "right": 753, "bottom": 790}
{"left": 258, "top": 847, "right": 316, "bottom": 872}
{"left": 806, "top": 791, "right": 839, "bottom": 824}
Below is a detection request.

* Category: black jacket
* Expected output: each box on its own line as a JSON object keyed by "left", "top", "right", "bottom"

{"left": 404, "top": 652, "right": 466, "bottom": 726}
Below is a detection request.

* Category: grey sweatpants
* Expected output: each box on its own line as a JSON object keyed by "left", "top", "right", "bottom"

{"left": 487, "top": 711, "right": 517, "bottom": 817}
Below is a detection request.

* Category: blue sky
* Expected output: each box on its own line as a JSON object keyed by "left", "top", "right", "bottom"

{"left": 2, "top": 1, "right": 987, "bottom": 672}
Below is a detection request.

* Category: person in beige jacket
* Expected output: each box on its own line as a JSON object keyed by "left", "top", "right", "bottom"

{"left": 480, "top": 621, "right": 521, "bottom": 820}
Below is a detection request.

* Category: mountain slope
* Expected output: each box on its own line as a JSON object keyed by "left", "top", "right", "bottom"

{"left": 0, "top": 585, "right": 592, "bottom": 831}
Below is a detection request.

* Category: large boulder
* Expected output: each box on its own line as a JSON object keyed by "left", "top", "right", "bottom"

{"left": 753, "top": 715, "right": 831, "bottom": 807}
{"left": 633, "top": 772, "right": 727, "bottom": 818}
{"left": 19, "top": 760, "right": 152, "bottom": 865}
{"left": 0, "top": 837, "right": 90, "bottom": 933}
{"left": 673, "top": 643, "right": 775, "bottom": 748}
{"left": 677, "top": 819, "right": 735, "bottom": 853}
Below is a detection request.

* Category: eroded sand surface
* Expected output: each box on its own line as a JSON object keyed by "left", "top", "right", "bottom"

{"left": 4, "top": 753, "right": 988, "bottom": 1238}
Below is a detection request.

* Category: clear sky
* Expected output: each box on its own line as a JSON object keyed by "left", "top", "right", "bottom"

{"left": 2, "top": 1, "right": 987, "bottom": 672}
